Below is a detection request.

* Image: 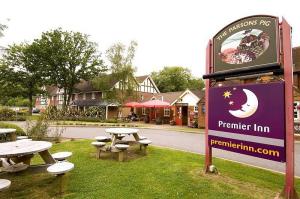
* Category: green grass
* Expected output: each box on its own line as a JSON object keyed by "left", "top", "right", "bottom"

{"left": 0, "top": 140, "right": 299, "bottom": 199}
{"left": 26, "top": 114, "right": 41, "bottom": 120}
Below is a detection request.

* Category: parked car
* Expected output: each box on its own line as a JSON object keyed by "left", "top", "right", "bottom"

{"left": 32, "top": 107, "right": 40, "bottom": 113}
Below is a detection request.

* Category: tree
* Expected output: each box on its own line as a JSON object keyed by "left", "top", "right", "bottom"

{"left": 0, "top": 23, "right": 7, "bottom": 37}
{"left": 0, "top": 43, "right": 45, "bottom": 114}
{"left": 33, "top": 28, "right": 105, "bottom": 109}
{"left": 151, "top": 66, "right": 205, "bottom": 92}
{"left": 93, "top": 41, "right": 138, "bottom": 105}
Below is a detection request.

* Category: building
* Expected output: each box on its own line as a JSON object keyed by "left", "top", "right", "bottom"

{"left": 35, "top": 75, "right": 160, "bottom": 119}
{"left": 135, "top": 89, "right": 204, "bottom": 126}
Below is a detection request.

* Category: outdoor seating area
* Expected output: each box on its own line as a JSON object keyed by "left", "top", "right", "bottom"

{"left": 0, "top": 128, "right": 75, "bottom": 195}
{"left": 91, "top": 128, "right": 152, "bottom": 161}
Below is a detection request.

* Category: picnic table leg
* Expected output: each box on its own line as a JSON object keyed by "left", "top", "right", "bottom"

{"left": 39, "top": 150, "right": 56, "bottom": 164}
{"left": 96, "top": 147, "right": 101, "bottom": 159}
{"left": 132, "top": 133, "right": 140, "bottom": 141}
{"left": 12, "top": 154, "right": 34, "bottom": 165}
{"left": 9, "top": 132, "right": 17, "bottom": 141}
{"left": 118, "top": 151, "right": 124, "bottom": 162}
{"left": 111, "top": 135, "right": 117, "bottom": 147}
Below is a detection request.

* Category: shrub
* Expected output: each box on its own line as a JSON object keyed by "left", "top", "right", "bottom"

{"left": 43, "top": 106, "right": 106, "bottom": 121}
{"left": 0, "top": 122, "right": 26, "bottom": 136}
{"left": 26, "top": 117, "right": 49, "bottom": 140}
{"left": 0, "top": 108, "right": 26, "bottom": 121}
{"left": 51, "top": 126, "right": 65, "bottom": 143}
{"left": 155, "top": 117, "right": 162, "bottom": 125}
{"left": 0, "top": 108, "right": 15, "bottom": 119}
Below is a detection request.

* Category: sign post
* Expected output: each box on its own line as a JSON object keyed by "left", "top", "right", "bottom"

{"left": 281, "top": 18, "right": 298, "bottom": 199}
{"left": 203, "top": 15, "right": 298, "bottom": 198}
{"left": 204, "top": 40, "right": 213, "bottom": 172}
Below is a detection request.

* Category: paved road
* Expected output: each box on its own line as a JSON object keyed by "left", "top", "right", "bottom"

{"left": 49, "top": 126, "right": 300, "bottom": 176}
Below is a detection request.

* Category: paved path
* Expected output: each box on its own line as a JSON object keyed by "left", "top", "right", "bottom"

{"left": 49, "top": 126, "right": 300, "bottom": 176}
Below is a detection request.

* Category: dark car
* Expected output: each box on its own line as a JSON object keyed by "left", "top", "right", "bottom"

{"left": 32, "top": 107, "right": 40, "bottom": 113}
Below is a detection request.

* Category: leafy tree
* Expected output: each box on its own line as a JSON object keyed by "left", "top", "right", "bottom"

{"left": 93, "top": 41, "right": 138, "bottom": 105}
{"left": 32, "top": 28, "right": 105, "bottom": 109}
{"left": 6, "top": 97, "right": 30, "bottom": 107}
{"left": 0, "top": 43, "right": 44, "bottom": 114}
{"left": 188, "top": 77, "right": 205, "bottom": 91}
{"left": 0, "top": 23, "right": 7, "bottom": 37}
{"left": 151, "top": 66, "right": 204, "bottom": 92}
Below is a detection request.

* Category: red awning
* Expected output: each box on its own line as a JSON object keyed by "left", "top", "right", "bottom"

{"left": 124, "top": 102, "right": 142, "bottom": 107}
{"left": 140, "top": 100, "right": 170, "bottom": 108}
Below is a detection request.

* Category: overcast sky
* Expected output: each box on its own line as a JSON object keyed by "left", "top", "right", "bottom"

{"left": 0, "top": 0, "right": 299, "bottom": 77}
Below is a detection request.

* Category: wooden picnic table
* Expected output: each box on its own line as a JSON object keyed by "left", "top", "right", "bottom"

{"left": 105, "top": 128, "right": 140, "bottom": 147}
{"left": 0, "top": 140, "right": 55, "bottom": 165}
{"left": 0, "top": 128, "right": 17, "bottom": 141}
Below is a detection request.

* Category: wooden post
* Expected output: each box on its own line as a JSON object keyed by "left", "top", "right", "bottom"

{"left": 281, "top": 18, "right": 299, "bottom": 199}
{"left": 118, "top": 151, "right": 124, "bottom": 162}
{"left": 96, "top": 148, "right": 101, "bottom": 159}
{"left": 9, "top": 132, "right": 17, "bottom": 141}
{"left": 204, "top": 40, "right": 213, "bottom": 173}
{"left": 132, "top": 133, "right": 140, "bottom": 141}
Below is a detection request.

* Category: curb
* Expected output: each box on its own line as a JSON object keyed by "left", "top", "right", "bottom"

{"left": 49, "top": 124, "right": 204, "bottom": 134}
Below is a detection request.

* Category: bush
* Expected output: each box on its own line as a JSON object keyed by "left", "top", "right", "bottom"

{"left": 0, "top": 122, "right": 26, "bottom": 136}
{"left": 0, "top": 108, "right": 15, "bottom": 119}
{"left": 155, "top": 117, "right": 162, "bottom": 125}
{"left": 0, "top": 108, "right": 26, "bottom": 121}
{"left": 43, "top": 106, "right": 106, "bottom": 121}
{"left": 26, "top": 117, "right": 49, "bottom": 140}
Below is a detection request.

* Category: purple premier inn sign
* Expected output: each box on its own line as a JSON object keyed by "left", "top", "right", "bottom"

{"left": 208, "top": 82, "right": 285, "bottom": 162}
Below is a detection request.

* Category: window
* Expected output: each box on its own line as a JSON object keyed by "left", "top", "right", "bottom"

{"left": 194, "top": 106, "right": 199, "bottom": 112}
{"left": 164, "top": 108, "right": 170, "bottom": 117}
{"left": 92, "top": 92, "right": 95, "bottom": 100}
{"left": 142, "top": 107, "right": 146, "bottom": 115}
{"left": 58, "top": 95, "right": 63, "bottom": 105}
{"left": 83, "top": 93, "right": 86, "bottom": 100}
{"left": 294, "top": 102, "right": 300, "bottom": 120}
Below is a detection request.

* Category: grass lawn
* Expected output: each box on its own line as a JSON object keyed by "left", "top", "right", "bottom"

{"left": 25, "top": 114, "right": 41, "bottom": 121}
{"left": 0, "top": 140, "right": 299, "bottom": 199}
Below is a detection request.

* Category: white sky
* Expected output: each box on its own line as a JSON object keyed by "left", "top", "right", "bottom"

{"left": 0, "top": 0, "right": 299, "bottom": 77}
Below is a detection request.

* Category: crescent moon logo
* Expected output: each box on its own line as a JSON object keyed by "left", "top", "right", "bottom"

{"left": 229, "top": 89, "right": 258, "bottom": 118}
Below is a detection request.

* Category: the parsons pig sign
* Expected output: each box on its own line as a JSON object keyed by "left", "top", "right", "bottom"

{"left": 208, "top": 82, "right": 285, "bottom": 162}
